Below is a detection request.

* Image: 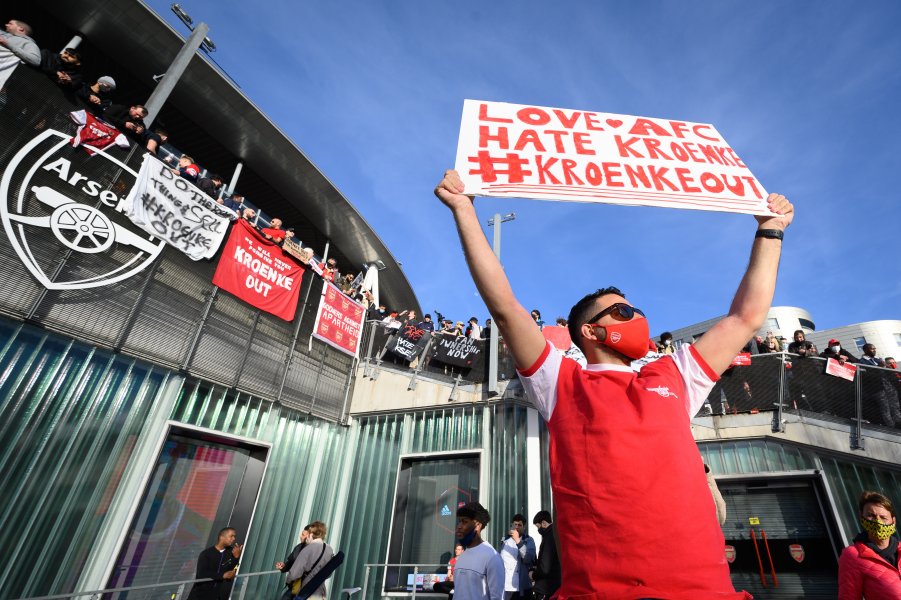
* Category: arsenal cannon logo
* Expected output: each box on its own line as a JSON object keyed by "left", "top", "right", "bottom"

{"left": 0, "top": 130, "right": 165, "bottom": 290}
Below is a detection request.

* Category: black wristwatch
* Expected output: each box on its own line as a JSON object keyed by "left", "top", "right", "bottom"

{"left": 755, "top": 229, "right": 784, "bottom": 240}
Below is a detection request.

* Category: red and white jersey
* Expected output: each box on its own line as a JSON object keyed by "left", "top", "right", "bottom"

{"left": 519, "top": 342, "right": 749, "bottom": 600}
{"left": 69, "top": 110, "right": 129, "bottom": 155}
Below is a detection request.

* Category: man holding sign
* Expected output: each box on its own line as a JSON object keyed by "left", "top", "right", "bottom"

{"left": 434, "top": 167, "right": 793, "bottom": 598}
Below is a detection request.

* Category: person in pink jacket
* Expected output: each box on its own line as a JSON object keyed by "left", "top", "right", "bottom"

{"left": 838, "top": 490, "right": 901, "bottom": 599}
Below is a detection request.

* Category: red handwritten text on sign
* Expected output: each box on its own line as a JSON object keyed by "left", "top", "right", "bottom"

{"left": 454, "top": 100, "right": 769, "bottom": 215}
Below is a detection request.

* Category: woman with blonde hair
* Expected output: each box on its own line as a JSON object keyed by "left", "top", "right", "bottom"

{"left": 286, "top": 521, "right": 334, "bottom": 600}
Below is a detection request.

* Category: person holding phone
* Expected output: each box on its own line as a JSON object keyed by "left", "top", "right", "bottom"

{"left": 187, "top": 527, "right": 243, "bottom": 600}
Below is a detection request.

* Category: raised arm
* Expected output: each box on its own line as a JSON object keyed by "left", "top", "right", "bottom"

{"left": 435, "top": 170, "right": 546, "bottom": 369}
{"left": 693, "top": 193, "right": 794, "bottom": 375}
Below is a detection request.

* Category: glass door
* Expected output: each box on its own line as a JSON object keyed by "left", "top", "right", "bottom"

{"left": 106, "top": 425, "right": 268, "bottom": 599}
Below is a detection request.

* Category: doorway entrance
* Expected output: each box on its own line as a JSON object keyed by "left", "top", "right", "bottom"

{"left": 106, "top": 424, "right": 269, "bottom": 598}
{"left": 718, "top": 472, "right": 842, "bottom": 599}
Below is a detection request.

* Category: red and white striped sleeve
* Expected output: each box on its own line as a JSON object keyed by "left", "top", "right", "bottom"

{"left": 516, "top": 340, "right": 563, "bottom": 421}
{"left": 672, "top": 344, "right": 720, "bottom": 417}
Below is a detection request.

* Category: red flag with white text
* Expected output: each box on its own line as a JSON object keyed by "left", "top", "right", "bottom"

{"left": 212, "top": 219, "right": 305, "bottom": 321}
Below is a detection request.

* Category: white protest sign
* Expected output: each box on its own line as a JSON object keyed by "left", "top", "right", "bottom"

{"left": 454, "top": 99, "right": 769, "bottom": 215}
{"left": 122, "top": 154, "right": 234, "bottom": 260}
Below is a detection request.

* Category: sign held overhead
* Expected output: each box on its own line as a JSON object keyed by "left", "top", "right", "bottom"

{"left": 455, "top": 99, "right": 769, "bottom": 215}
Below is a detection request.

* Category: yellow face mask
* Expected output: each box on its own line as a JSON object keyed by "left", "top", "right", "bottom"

{"left": 861, "top": 517, "right": 897, "bottom": 541}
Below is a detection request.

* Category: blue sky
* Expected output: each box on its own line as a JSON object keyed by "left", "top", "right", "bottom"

{"left": 147, "top": 0, "right": 901, "bottom": 335}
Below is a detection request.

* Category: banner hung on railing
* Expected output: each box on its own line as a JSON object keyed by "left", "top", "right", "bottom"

{"left": 455, "top": 99, "right": 769, "bottom": 215}
{"left": 212, "top": 219, "right": 306, "bottom": 321}
{"left": 312, "top": 282, "right": 366, "bottom": 357}
{"left": 387, "top": 324, "right": 430, "bottom": 361}
{"left": 121, "top": 154, "right": 234, "bottom": 260}
{"left": 432, "top": 335, "right": 485, "bottom": 370}
{"left": 825, "top": 357, "right": 857, "bottom": 381}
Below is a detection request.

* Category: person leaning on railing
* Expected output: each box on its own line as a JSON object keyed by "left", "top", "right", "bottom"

{"left": 838, "top": 490, "right": 901, "bottom": 599}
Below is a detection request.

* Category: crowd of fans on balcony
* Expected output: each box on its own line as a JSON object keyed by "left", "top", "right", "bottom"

{"left": 0, "top": 18, "right": 369, "bottom": 284}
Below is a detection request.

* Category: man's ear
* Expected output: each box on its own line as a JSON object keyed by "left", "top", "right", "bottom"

{"left": 582, "top": 323, "right": 605, "bottom": 344}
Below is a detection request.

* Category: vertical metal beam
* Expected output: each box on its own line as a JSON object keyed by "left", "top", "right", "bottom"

{"left": 276, "top": 275, "right": 320, "bottom": 401}
{"left": 526, "top": 408, "right": 541, "bottom": 543}
{"left": 233, "top": 312, "right": 261, "bottom": 387}
{"left": 143, "top": 23, "right": 210, "bottom": 127}
{"left": 113, "top": 257, "right": 164, "bottom": 351}
{"left": 488, "top": 214, "right": 502, "bottom": 396}
{"left": 181, "top": 287, "right": 218, "bottom": 370}
{"left": 851, "top": 367, "right": 865, "bottom": 450}
{"left": 226, "top": 161, "right": 243, "bottom": 196}
{"left": 307, "top": 343, "right": 329, "bottom": 414}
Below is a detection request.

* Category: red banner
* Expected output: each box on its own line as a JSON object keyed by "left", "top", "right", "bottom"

{"left": 312, "top": 282, "right": 366, "bottom": 357}
{"left": 825, "top": 358, "right": 857, "bottom": 381}
{"left": 212, "top": 219, "right": 305, "bottom": 321}
{"left": 542, "top": 326, "right": 572, "bottom": 350}
{"left": 731, "top": 353, "right": 752, "bottom": 367}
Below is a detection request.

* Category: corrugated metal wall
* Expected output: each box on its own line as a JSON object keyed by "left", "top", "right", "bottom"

{"left": 698, "top": 438, "right": 901, "bottom": 544}
{"left": 0, "top": 319, "right": 171, "bottom": 598}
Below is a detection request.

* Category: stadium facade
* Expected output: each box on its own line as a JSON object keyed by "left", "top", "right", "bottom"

{"left": 1, "top": 3, "right": 900, "bottom": 600}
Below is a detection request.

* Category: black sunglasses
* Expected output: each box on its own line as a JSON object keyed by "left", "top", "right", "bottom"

{"left": 585, "top": 302, "right": 645, "bottom": 325}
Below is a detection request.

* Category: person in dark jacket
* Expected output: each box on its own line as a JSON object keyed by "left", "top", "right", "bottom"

{"left": 275, "top": 524, "right": 311, "bottom": 599}
{"left": 187, "top": 527, "right": 243, "bottom": 600}
{"left": 530, "top": 511, "right": 560, "bottom": 600}
{"left": 104, "top": 103, "right": 148, "bottom": 139}
{"left": 197, "top": 173, "right": 224, "bottom": 200}
{"left": 821, "top": 338, "right": 857, "bottom": 363}
{"left": 838, "top": 490, "right": 901, "bottom": 599}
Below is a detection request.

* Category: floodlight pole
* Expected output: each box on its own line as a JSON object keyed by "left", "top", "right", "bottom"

{"left": 486, "top": 212, "right": 516, "bottom": 396}
{"left": 142, "top": 22, "right": 209, "bottom": 127}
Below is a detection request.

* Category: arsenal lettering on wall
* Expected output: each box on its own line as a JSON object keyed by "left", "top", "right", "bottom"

{"left": 455, "top": 100, "right": 769, "bottom": 215}
{"left": 0, "top": 129, "right": 165, "bottom": 290}
{"left": 212, "top": 219, "right": 305, "bottom": 321}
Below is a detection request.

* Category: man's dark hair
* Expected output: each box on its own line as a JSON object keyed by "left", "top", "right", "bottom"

{"left": 793, "top": 329, "right": 805, "bottom": 338}
{"left": 457, "top": 502, "right": 491, "bottom": 527}
{"left": 63, "top": 48, "right": 82, "bottom": 61}
{"left": 660, "top": 331, "right": 673, "bottom": 342}
{"left": 567, "top": 287, "right": 626, "bottom": 351}
{"left": 469, "top": 317, "right": 478, "bottom": 323}
{"left": 511, "top": 513, "right": 526, "bottom": 524}
{"left": 210, "top": 173, "right": 223, "bottom": 182}
{"left": 863, "top": 343, "right": 876, "bottom": 352}
{"left": 858, "top": 490, "right": 895, "bottom": 518}
{"left": 532, "top": 510, "right": 552, "bottom": 525}
{"left": 217, "top": 526, "right": 236, "bottom": 539}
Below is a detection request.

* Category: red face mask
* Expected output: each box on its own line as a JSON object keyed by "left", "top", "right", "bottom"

{"left": 595, "top": 317, "right": 650, "bottom": 360}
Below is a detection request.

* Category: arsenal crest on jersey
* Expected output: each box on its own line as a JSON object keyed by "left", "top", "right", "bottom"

{"left": 724, "top": 545, "right": 736, "bottom": 563}
{"left": 0, "top": 129, "right": 164, "bottom": 290}
{"left": 789, "top": 543, "right": 805, "bottom": 563}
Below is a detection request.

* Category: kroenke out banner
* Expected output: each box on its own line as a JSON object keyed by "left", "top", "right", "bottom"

{"left": 455, "top": 99, "right": 770, "bottom": 215}
{"left": 212, "top": 219, "right": 306, "bottom": 321}
{"left": 312, "top": 282, "right": 366, "bottom": 357}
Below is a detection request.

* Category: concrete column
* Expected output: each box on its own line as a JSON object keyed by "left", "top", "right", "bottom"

{"left": 526, "top": 408, "right": 542, "bottom": 545}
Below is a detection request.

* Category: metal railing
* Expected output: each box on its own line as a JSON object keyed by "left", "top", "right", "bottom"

{"left": 360, "top": 564, "right": 449, "bottom": 600}
{"left": 702, "top": 352, "right": 901, "bottom": 449}
{"left": 14, "top": 569, "right": 282, "bottom": 600}
{"left": 358, "top": 321, "right": 518, "bottom": 387}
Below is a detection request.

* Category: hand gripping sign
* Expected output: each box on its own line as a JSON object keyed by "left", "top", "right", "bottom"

{"left": 455, "top": 100, "right": 770, "bottom": 215}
